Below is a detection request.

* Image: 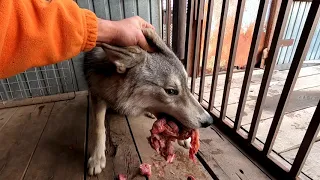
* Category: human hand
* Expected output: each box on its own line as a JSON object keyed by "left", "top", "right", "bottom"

{"left": 97, "top": 16, "right": 155, "bottom": 52}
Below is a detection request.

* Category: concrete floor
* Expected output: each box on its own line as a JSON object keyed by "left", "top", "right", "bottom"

{"left": 191, "top": 63, "right": 320, "bottom": 180}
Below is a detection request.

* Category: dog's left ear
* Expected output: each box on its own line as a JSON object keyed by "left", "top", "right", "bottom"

{"left": 100, "top": 43, "right": 147, "bottom": 73}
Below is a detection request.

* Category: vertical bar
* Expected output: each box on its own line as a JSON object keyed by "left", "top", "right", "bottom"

{"left": 287, "top": 2, "right": 310, "bottom": 63}
{"left": 184, "top": 0, "right": 194, "bottom": 70}
{"left": 166, "top": 0, "right": 172, "bottom": 47}
{"left": 199, "top": 0, "right": 214, "bottom": 102}
{"left": 263, "top": 1, "right": 320, "bottom": 155}
{"left": 41, "top": 67, "right": 52, "bottom": 95}
{"left": 14, "top": 75, "right": 25, "bottom": 99}
{"left": 290, "top": 101, "right": 320, "bottom": 178}
{"left": 0, "top": 79, "right": 10, "bottom": 101}
{"left": 190, "top": 0, "right": 204, "bottom": 94}
{"left": 172, "top": 0, "right": 187, "bottom": 60}
{"left": 35, "top": 67, "right": 48, "bottom": 96}
{"left": 161, "top": 0, "right": 164, "bottom": 39}
{"left": 234, "top": 0, "right": 269, "bottom": 131}
{"left": 208, "top": 0, "right": 229, "bottom": 111}
{"left": 247, "top": 0, "right": 293, "bottom": 143}
{"left": 220, "top": 0, "right": 246, "bottom": 121}
{"left": 54, "top": 64, "right": 65, "bottom": 93}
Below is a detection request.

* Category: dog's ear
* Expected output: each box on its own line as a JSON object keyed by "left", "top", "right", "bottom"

{"left": 142, "top": 28, "right": 176, "bottom": 57}
{"left": 100, "top": 44, "right": 147, "bottom": 73}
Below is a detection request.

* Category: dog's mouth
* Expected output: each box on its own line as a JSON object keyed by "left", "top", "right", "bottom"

{"left": 152, "top": 113, "right": 193, "bottom": 140}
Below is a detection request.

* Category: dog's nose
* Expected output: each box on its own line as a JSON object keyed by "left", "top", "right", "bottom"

{"left": 200, "top": 116, "right": 214, "bottom": 128}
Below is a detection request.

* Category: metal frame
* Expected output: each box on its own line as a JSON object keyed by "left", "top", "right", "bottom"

{"left": 185, "top": 0, "right": 320, "bottom": 179}
{"left": 0, "top": 61, "right": 76, "bottom": 108}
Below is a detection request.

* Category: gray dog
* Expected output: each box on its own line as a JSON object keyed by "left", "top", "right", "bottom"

{"left": 83, "top": 28, "right": 213, "bottom": 175}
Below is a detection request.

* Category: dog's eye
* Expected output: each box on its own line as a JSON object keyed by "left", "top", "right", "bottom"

{"left": 165, "top": 89, "right": 179, "bottom": 95}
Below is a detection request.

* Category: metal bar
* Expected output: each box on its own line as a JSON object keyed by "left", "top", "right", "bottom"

{"left": 35, "top": 67, "right": 48, "bottom": 96}
{"left": 263, "top": 1, "right": 320, "bottom": 156}
{"left": 0, "top": 80, "right": 10, "bottom": 101}
{"left": 280, "top": 2, "right": 300, "bottom": 64}
{"left": 277, "top": 3, "right": 294, "bottom": 65}
{"left": 205, "top": 109, "right": 293, "bottom": 179}
{"left": 161, "top": 0, "right": 164, "bottom": 39}
{"left": 194, "top": 0, "right": 198, "bottom": 20}
{"left": 166, "top": 0, "right": 172, "bottom": 47}
{"left": 290, "top": 100, "right": 320, "bottom": 178}
{"left": 198, "top": 0, "right": 214, "bottom": 102}
{"left": 54, "top": 64, "right": 65, "bottom": 93}
{"left": 247, "top": 0, "right": 293, "bottom": 143}
{"left": 172, "top": 0, "right": 187, "bottom": 60}
{"left": 208, "top": 0, "right": 229, "bottom": 111}
{"left": 264, "top": 0, "right": 281, "bottom": 49}
{"left": 184, "top": 0, "right": 194, "bottom": 71}
{"left": 190, "top": 0, "right": 204, "bottom": 94}
{"left": 220, "top": 0, "right": 246, "bottom": 121}
{"left": 234, "top": 0, "right": 269, "bottom": 131}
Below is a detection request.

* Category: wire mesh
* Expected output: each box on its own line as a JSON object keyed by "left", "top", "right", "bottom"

{"left": 0, "top": 60, "right": 76, "bottom": 107}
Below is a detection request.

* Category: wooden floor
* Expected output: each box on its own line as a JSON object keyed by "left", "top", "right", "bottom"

{"left": 0, "top": 92, "right": 270, "bottom": 180}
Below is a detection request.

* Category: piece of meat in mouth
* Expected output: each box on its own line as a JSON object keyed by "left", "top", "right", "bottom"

{"left": 148, "top": 115, "right": 200, "bottom": 163}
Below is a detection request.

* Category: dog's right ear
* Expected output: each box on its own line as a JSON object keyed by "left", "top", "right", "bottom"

{"left": 100, "top": 43, "right": 147, "bottom": 73}
{"left": 142, "top": 28, "right": 176, "bottom": 57}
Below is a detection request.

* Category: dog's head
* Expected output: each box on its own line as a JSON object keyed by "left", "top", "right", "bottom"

{"left": 86, "top": 29, "right": 213, "bottom": 129}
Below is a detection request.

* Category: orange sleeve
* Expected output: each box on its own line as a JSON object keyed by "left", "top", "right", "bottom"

{"left": 0, "top": 0, "right": 98, "bottom": 79}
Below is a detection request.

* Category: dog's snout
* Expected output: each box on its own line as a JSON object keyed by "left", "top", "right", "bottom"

{"left": 200, "top": 115, "right": 214, "bottom": 128}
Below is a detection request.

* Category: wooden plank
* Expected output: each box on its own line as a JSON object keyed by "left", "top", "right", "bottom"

{"left": 199, "top": 127, "right": 270, "bottom": 180}
{"left": 87, "top": 112, "right": 144, "bottom": 180}
{"left": 23, "top": 95, "right": 87, "bottom": 180}
{"left": 110, "top": 114, "right": 144, "bottom": 180}
{"left": 127, "top": 115, "right": 211, "bottom": 179}
{"left": 0, "top": 107, "right": 17, "bottom": 131}
{"left": 0, "top": 103, "right": 54, "bottom": 179}
{"left": 0, "top": 105, "right": 37, "bottom": 179}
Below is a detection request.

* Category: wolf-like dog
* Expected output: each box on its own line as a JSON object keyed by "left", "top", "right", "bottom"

{"left": 83, "top": 28, "right": 213, "bottom": 175}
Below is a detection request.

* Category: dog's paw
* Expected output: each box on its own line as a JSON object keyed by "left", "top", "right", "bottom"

{"left": 178, "top": 137, "right": 191, "bottom": 149}
{"left": 87, "top": 153, "right": 106, "bottom": 175}
{"left": 145, "top": 112, "right": 156, "bottom": 119}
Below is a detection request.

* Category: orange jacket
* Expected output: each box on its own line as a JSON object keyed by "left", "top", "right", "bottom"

{"left": 0, "top": 0, "right": 97, "bottom": 79}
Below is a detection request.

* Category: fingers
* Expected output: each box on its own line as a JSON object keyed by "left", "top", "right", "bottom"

{"left": 142, "top": 22, "right": 155, "bottom": 30}
{"left": 136, "top": 16, "right": 155, "bottom": 30}
{"left": 137, "top": 32, "right": 156, "bottom": 52}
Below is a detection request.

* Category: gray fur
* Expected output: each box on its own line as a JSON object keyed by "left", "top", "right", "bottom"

{"left": 83, "top": 29, "right": 213, "bottom": 175}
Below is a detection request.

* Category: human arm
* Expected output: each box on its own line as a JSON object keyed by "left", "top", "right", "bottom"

{"left": 0, "top": 0, "right": 154, "bottom": 79}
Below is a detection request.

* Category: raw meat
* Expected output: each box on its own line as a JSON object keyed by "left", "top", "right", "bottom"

{"left": 187, "top": 175, "right": 196, "bottom": 180}
{"left": 118, "top": 174, "right": 127, "bottom": 180}
{"left": 149, "top": 118, "right": 200, "bottom": 163}
{"left": 139, "top": 163, "right": 152, "bottom": 177}
{"left": 189, "top": 129, "right": 200, "bottom": 162}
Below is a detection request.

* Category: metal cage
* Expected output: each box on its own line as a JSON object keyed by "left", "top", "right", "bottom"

{"left": 0, "top": 61, "right": 76, "bottom": 109}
